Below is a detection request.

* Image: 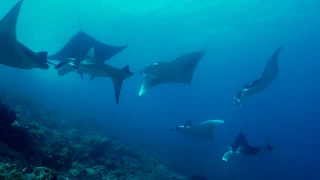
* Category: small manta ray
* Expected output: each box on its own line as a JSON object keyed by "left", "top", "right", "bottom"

{"left": 170, "top": 119, "right": 224, "bottom": 140}
{"left": 219, "top": 131, "right": 274, "bottom": 162}
{"left": 0, "top": 0, "right": 52, "bottom": 69}
{"left": 234, "top": 46, "right": 284, "bottom": 106}
{"left": 55, "top": 47, "right": 133, "bottom": 104}
{"left": 48, "top": 31, "right": 127, "bottom": 63}
{"left": 138, "top": 50, "right": 206, "bottom": 96}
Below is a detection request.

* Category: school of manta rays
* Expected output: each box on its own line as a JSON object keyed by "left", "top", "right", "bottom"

{"left": 0, "top": 0, "right": 280, "bottom": 161}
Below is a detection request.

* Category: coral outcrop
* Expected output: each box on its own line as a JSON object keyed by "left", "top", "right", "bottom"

{"left": 0, "top": 89, "right": 188, "bottom": 180}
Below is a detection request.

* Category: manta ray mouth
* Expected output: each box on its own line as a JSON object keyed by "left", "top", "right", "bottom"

{"left": 139, "top": 62, "right": 161, "bottom": 78}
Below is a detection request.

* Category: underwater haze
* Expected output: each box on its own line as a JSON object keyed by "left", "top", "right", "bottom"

{"left": 1, "top": 0, "right": 320, "bottom": 179}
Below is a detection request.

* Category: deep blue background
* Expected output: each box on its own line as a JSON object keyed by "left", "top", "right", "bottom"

{"left": 1, "top": 0, "right": 320, "bottom": 179}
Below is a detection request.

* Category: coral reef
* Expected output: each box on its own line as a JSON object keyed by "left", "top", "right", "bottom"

{"left": 0, "top": 89, "right": 188, "bottom": 180}
{"left": 0, "top": 101, "right": 17, "bottom": 129}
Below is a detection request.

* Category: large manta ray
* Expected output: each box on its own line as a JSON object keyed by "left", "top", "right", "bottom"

{"left": 219, "top": 131, "right": 274, "bottom": 162}
{"left": 234, "top": 46, "right": 283, "bottom": 106}
{"left": 55, "top": 47, "right": 134, "bottom": 104}
{"left": 0, "top": 0, "right": 51, "bottom": 69}
{"left": 48, "top": 31, "right": 128, "bottom": 63}
{"left": 138, "top": 50, "right": 206, "bottom": 96}
{"left": 170, "top": 119, "right": 224, "bottom": 140}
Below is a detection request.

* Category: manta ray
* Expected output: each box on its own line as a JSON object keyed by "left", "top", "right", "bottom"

{"left": 0, "top": 0, "right": 51, "bottom": 69}
{"left": 48, "top": 31, "right": 127, "bottom": 63}
{"left": 170, "top": 119, "right": 224, "bottom": 140}
{"left": 138, "top": 50, "right": 206, "bottom": 96}
{"left": 219, "top": 131, "right": 274, "bottom": 162}
{"left": 234, "top": 46, "right": 283, "bottom": 106}
{"left": 55, "top": 47, "right": 133, "bottom": 104}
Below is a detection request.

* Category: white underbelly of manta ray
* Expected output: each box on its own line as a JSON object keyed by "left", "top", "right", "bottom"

{"left": 57, "top": 64, "right": 112, "bottom": 78}
{"left": 78, "top": 66, "right": 111, "bottom": 77}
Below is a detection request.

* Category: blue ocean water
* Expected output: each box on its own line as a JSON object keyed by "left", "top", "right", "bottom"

{"left": 0, "top": 0, "right": 320, "bottom": 179}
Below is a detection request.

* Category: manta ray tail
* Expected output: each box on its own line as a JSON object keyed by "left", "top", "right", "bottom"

{"left": 1, "top": 0, "right": 24, "bottom": 38}
{"left": 111, "top": 65, "right": 133, "bottom": 104}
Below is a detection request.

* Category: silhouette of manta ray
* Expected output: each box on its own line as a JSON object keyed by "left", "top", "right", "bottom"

{"left": 139, "top": 50, "right": 206, "bottom": 96}
{"left": 234, "top": 46, "right": 283, "bottom": 106}
{"left": 48, "top": 31, "right": 127, "bottom": 63}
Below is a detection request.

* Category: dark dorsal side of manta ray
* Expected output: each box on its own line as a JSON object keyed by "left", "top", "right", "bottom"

{"left": 219, "top": 131, "right": 274, "bottom": 161}
{"left": 234, "top": 46, "right": 284, "bottom": 106}
{"left": 0, "top": 0, "right": 51, "bottom": 69}
{"left": 55, "top": 47, "right": 133, "bottom": 104}
{"left": 48, "top": 31, "right": 128, "bottom": 63}
{"left": 138, "top": 50, "right": 206, "bottom": 96}
{"left": 231, "top": 131, "right": 274, "bottom": 156}
{"left": 170, "top": 119, "right": 224, "bottom": 140}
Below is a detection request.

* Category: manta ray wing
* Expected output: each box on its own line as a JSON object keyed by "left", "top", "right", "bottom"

{"left": 257, "top": 137, "right": 274, "bottom": 155}
{"left": 231, "top": 131, "right": 250, "bottom": 152}
{"left": 170, "top": 50, "right": 206, "bottom": 84}
{"left": 17, "top": 41, "right": 49, "bottom": 69}
{"left": 93, "top": 38, "right": 128, "bottom": 62}
{"left": 0, "top": 0, "right": 49, "bottom": 69}
{"left": 48, "top": 31, "right": 93, "bottom": 60}
{"left": 48, "top": 31, "right": 127, "bottom": 62}
{"left": 259, "top": 45, "right": 283, "bottom": 84}
{"left": 139, "top": 77, "right": 151, "bottom": 96}
{"left": 197, "top": 119, "right": 224, "bottom": 139}
{"left": 0, "top": 0, "right": 23, "bottom": 38}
